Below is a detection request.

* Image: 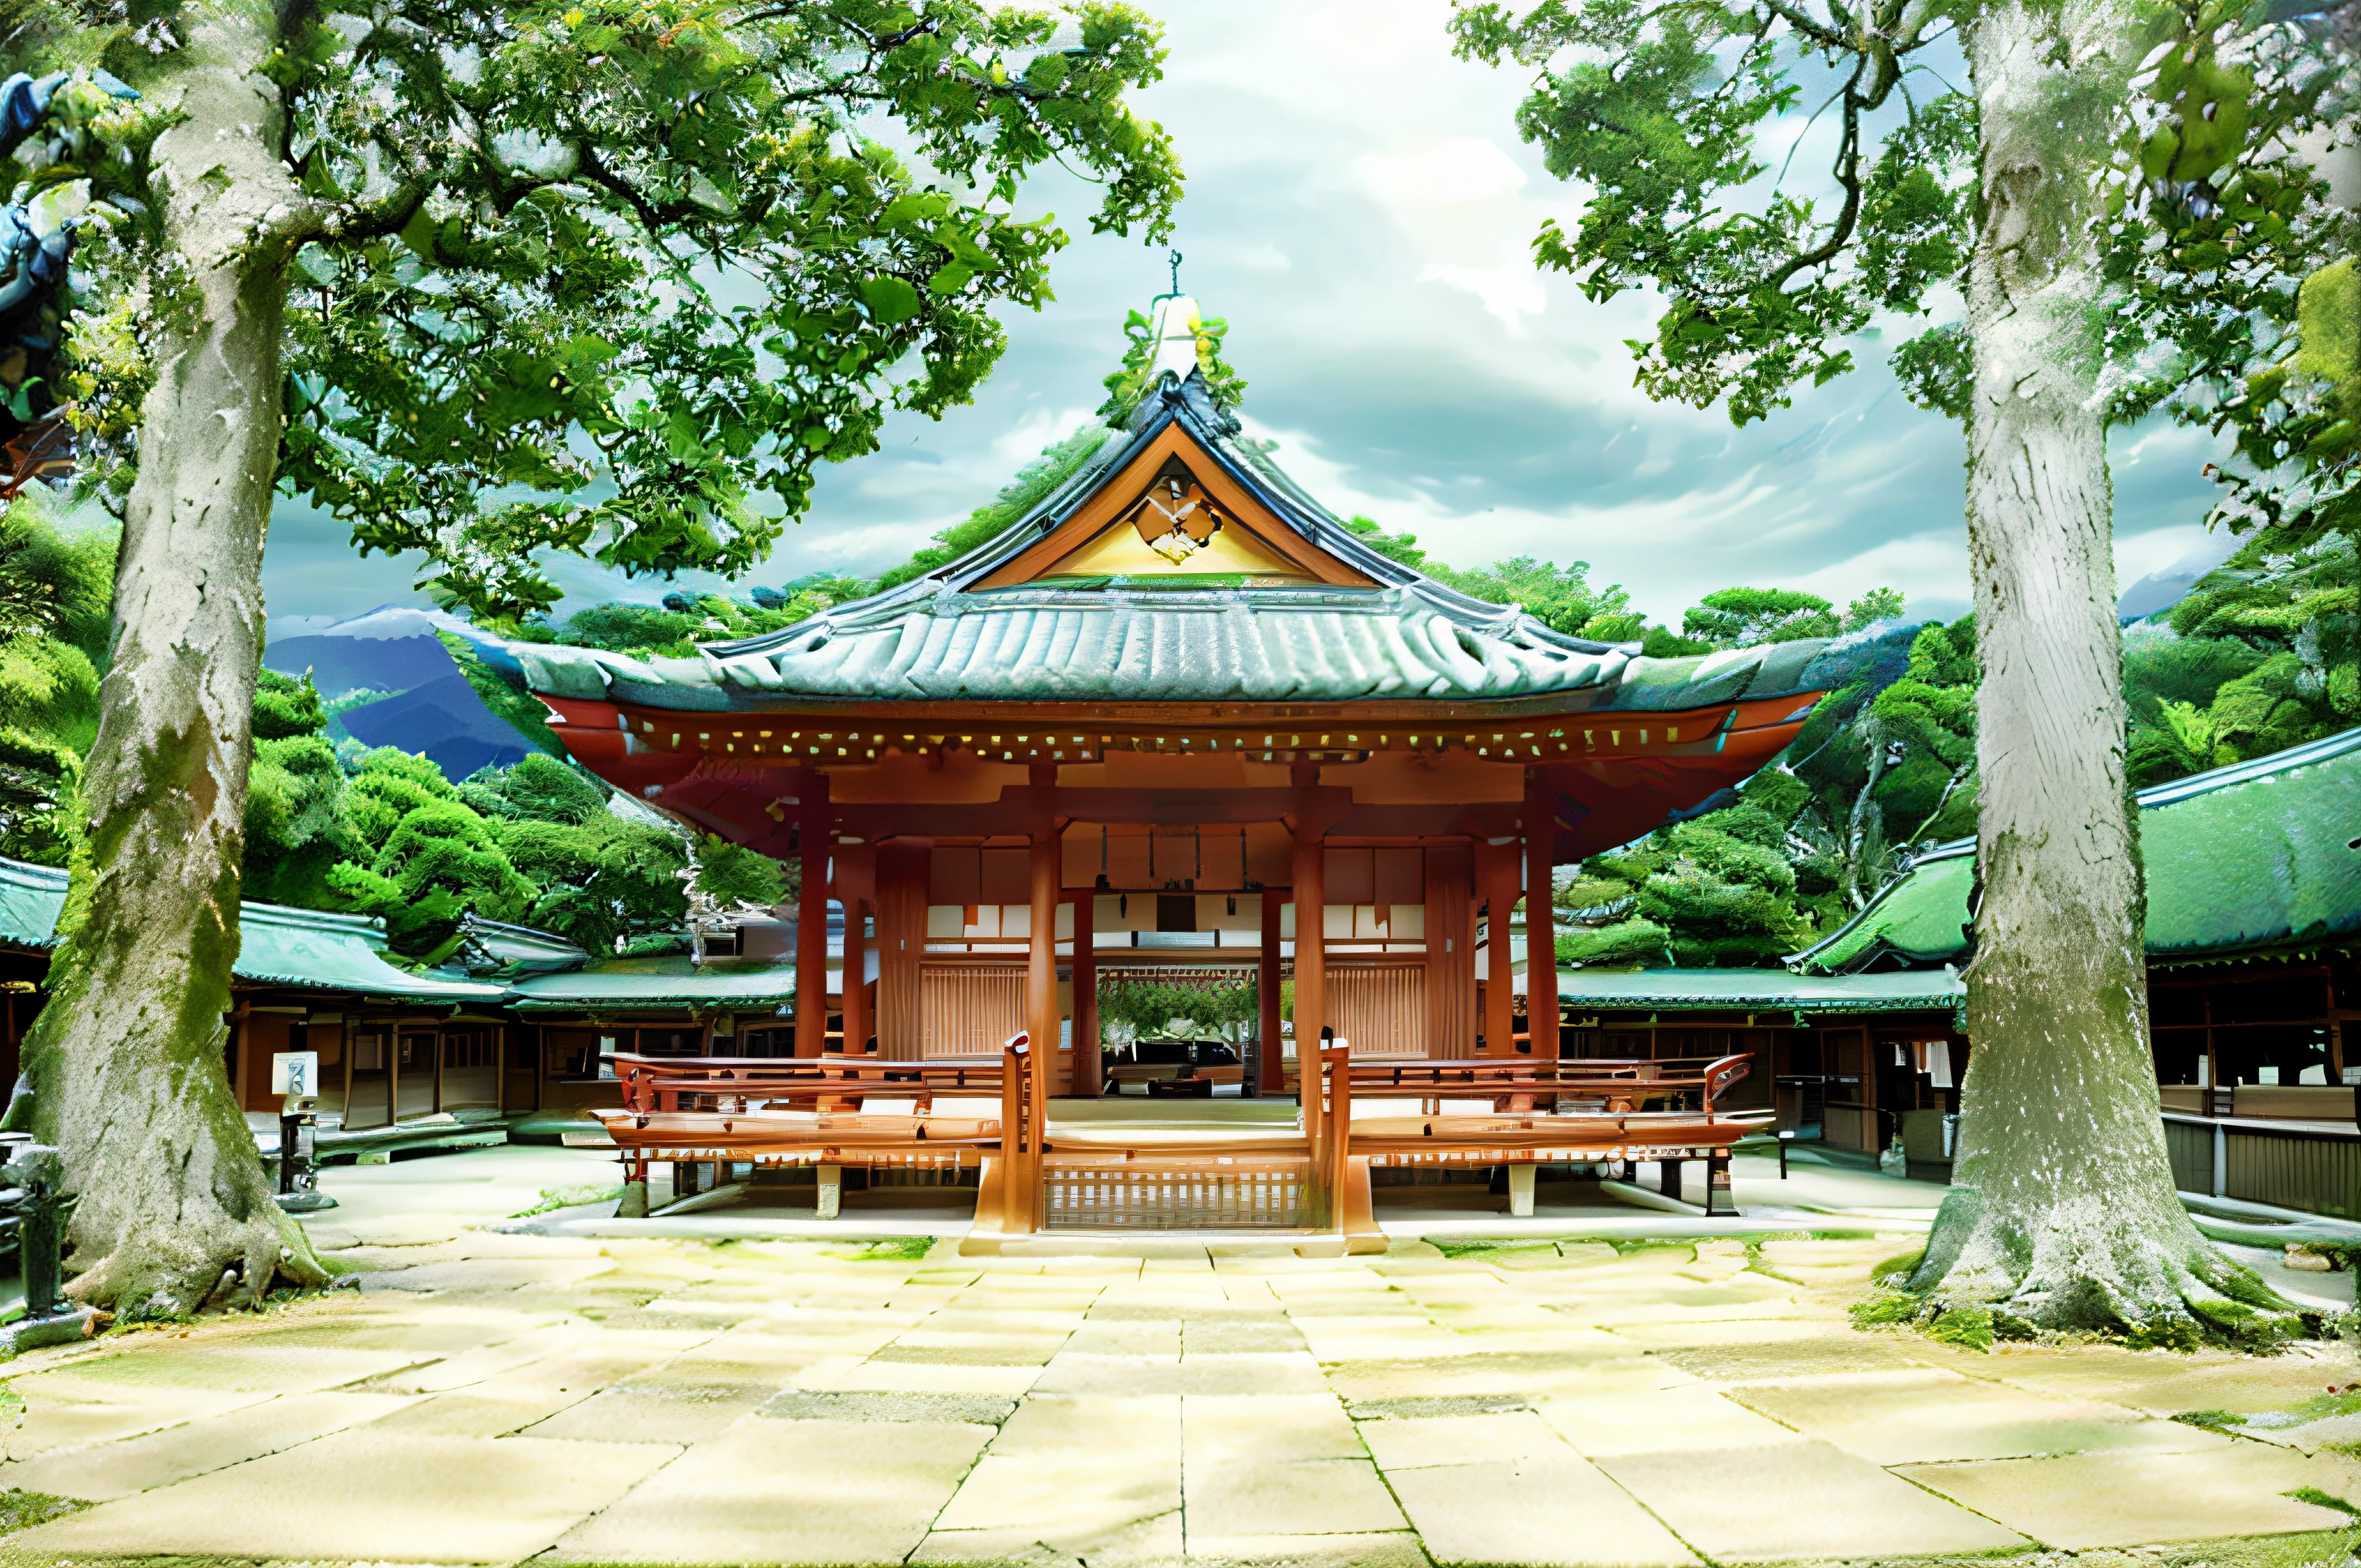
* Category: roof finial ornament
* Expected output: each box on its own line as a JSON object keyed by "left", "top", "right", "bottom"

{"left": 1168, "top": 247, "right": 1183, "bottom": 298}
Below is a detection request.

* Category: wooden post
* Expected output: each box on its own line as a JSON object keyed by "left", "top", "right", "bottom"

{"left": 876, "top": 840, "right": 929, "bottom": 1061}
{"left": 1071, "top": 889, "right": 1100, "bottom": 1097}
{"left": 1292, "top": 806, "right": 1326, "bottom": 1101}
{"left": 1258, "top": 889, "right": 1285, "bottom": 1095}
{"left": 1425, "top": 844, "right": 1476, "bottom": 1058}
{"left": 1029, "top": 830, "right": 1060, "bottom": 1092}
{"left": 841, "top": 899, "right": 869, "bottom": 1055}
{"left": 1523, "top": 774, "right": 1560, "bottom": 1062}
{"left": 795, "top": 774, "right": 832, "bottom": 1058}
{"left": 1477, "top": 842, "right": 1519, "bottom": 1057}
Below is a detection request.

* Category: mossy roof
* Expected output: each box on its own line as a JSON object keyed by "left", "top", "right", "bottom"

{"left": 0, "top": 858, "right": 506, "bottom": 1001}
{"left": 1559, "top": 967, "right": 1963, "bottom": 1015}
{"left": 504, "top": 953, "right": 801, "bottom": 1013}
{"left": 1792, "top": 725, "right": 2361, "bottom": 973}
{"left": 510, "top": 375, "right": 1851, "bottom": 715}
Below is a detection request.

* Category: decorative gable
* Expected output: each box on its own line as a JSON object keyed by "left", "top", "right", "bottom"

{"left": 975, "top": 423, "right": 1375, "bottom": 590}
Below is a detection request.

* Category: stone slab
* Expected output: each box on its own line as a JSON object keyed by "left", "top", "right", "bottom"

{"left": 1323, "top": 1350, "right": 1679, "bottom": 1404}
{"left": 914, "top": 1512, "right": 1183, "bottom": 1567}
{"left": 801, "top": 1356, "right": 1045, "bottom": 1395}
{"left": 552, "top": 1417, "right": 993, "bottom": 1565}
{"left": 2, "top": 1384, "right": 271, "bottom": 1463}
{"left": 1733, "top": 1367, "right": 2234, "bottom": 1464}
{"left": 1650, "top": 1334, "right": 1935, "bottom": 1384}
{"left": 1186, "top": 1393, "right": 1365, "bottom": 1464}
{"left": 354, "top": 1255, "right": 620, "bottom": 1294}
{"left": 1355, "top": 1409, "right": 1579, "bottom": 1471}
{"left": 3, "top": 1390, "right": 416, "bottom": 1502}
{"left": 1180, "top": 1529, "right": 1431, "bottom": 1567}
{"left": 1183, "top": 1457, "right": 1406, "bottom": 1538}
{"left": 12, "top": 1343, "right": 424, "bottom": 1396}
{"left": 1597, "top": 1439, "right": 2027, "bottom": 1561}
{"left": 525, "top": 1377, "right": 783, "bottom": 1444}
{"left": 1533, "top": 1385, "right": 1803, "bottom": 1458}
{"left": 370, "top": 1347, "right": 681, "bottom": 1438}
{"left": 1898, "top": 1443, "right": 2361, "bottom": 1550}
{"left": 1033, "top": 1352, "right": 1329, "bottom": 1396}
{"left": 1386, "top": 1454, "right": 1701, "bottom": 1567}
{"left": 6, "top": 1429, "right": 677, "bottom": 1562}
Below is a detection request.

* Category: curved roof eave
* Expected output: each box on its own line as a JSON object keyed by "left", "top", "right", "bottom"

{"left": 1793, "top": 722, "right": 2361, "bottom": 974}
{"left": 704, "top": 371, "right": 1628, "bottom": 668}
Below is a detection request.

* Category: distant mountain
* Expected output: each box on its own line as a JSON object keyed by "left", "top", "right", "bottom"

{"left": 263, "top": 606, "right": 543, "bottom": 782}
{"left": 265, "top": 633, "right": 452, "bottom": 697}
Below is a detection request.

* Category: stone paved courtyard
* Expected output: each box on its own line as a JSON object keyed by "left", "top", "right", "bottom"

{"left": 0, "top": 1148, "right": 2356, "bottom": 1566}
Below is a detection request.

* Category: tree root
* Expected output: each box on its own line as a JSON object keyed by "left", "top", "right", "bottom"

{"left": 64, "top": 1201, "right": 330, "bottom": 1320}
{"left": 1860, "top": 1190, "right": 2320, "bottom": 1353}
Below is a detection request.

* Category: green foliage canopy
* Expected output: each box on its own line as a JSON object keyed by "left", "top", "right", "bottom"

{"left": 34, "top": 1, "right": 1185, "bottom": 623}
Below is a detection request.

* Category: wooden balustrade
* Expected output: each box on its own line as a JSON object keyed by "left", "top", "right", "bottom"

{"left": 595, "top": 1045, "right": 1765, "bottom": 1245}
{"left": 609, "top": 1052, "right": 1005, "bottom": 1114}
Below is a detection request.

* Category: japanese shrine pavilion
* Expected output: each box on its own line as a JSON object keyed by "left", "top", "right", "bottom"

{"left": 515, "top": 297, "right": 1850, "bottom": 1092}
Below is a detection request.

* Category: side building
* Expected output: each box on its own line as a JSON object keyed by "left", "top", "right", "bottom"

{"left": 1617, "top": 726, "right": 2358, "bottom": 1208}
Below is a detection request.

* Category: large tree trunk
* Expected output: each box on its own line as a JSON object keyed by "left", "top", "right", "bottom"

{"left": 1909, "top": 0, "right": 2295, "bottom": 1345}
{"left": 16, "top": 13, "right": 326, "bottom": 1316}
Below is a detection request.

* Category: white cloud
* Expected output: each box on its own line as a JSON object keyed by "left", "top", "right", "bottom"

{"left": 1355, "top": 139, "right": 1529, "bottom": 205}
{"left": 991, "top": 404, "right": 1099, "bottom": 467}
{"left": 1416, "top": 257, "right": 1547, "bottom": 336}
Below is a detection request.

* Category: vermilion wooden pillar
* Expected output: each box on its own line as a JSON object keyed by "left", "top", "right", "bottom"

{"left": 1257, "top": 888, "right": 1285, "bottom": 1094}
{"left": 1292, "top": 831, "right": 1326, "bottom": 1097}
{"left": 835, "top": 842, "right": 875, "bottom": 1057}
{"left": 1524, "top": 774, "right": 1560, "bottom": 1061}
{"left": 1424, "top": 844, "right": 1476, "bottom": 1058}
{"left": 1070, "top": 889, "right": 1100, "bottom": 1097}
{"left": 875, "top": 840, "right": 929, "bottom": 1061}
{"left": 1028, "top": 830, "right": 1060, "bottom": 1081}
{"left": 794, "top": 774, "right": 832, "bottom": 1057}
{"left": 1477, "top": 842, "right": 1519, "bottom": 1057}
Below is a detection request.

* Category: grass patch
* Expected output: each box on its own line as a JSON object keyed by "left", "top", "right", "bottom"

{"left": 2287, "top": 1487, "right": 2361, "bottom": 1517}
{"left": 0, "top": 1489, "right": 89, "bottom": 1535}
{"left": 1926, "top": 1305, "right": 1996, "bottom": 1351}
{"left": 1425, "top": 1237, "right": 1559, "bottom": 1261}
{"left": 1872, "top": 1246, "right": 1927, "bottom": 1285}
{"left": 818, "top": 1237, "right": 936, "bottom": 1263}
{"left": 2285, "top": 1390, "right": 2361, "bottom": 1422}
{"left": 508, "top": 1182, "right": 623, "bottom": 1219}
{"left": 2173, "top": 1408, "right": 2247, "bottom": 1428}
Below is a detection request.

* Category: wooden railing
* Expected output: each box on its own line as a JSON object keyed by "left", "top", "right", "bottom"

{"left": 595, "top": 1044, "right": 1765, "bottom": 1246}
{"left": 1343, "top": 1054, "right": 1752, "bottom": 1111}
{"left": 608, "top": 1052, "right": 1005, "bottom": 1114}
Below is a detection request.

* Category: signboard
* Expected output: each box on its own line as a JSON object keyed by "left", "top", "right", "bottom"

{"left": 270, "top": 1051, "right": 319, "bottom": 1097}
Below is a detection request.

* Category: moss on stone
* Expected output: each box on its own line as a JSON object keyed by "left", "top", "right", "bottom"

{"left": 0, "top": 1488, "right": 89, "bottom": 1535}
{"left": 1926, "top": 1304, "right": 1997, "bottom": 1351}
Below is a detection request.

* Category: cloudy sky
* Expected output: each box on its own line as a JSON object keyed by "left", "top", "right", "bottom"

{"left": 261, "top": 0, "right": 2234, "bottom": 637}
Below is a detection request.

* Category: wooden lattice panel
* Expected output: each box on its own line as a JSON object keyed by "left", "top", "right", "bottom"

{"left": 1044, "top": 1162, "right": 1305, "bottom": 1230}
{"left": 921, "top": 963, "right": 1026, "bottom": 1058}
{"left": 1327, "top": 962, "right": 1425, "bottom": 1057}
